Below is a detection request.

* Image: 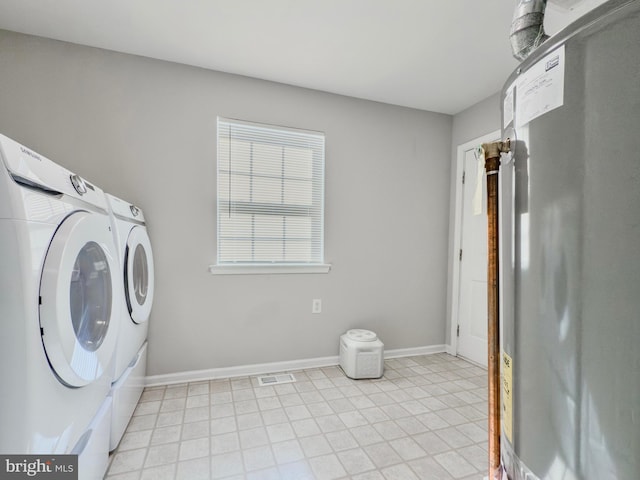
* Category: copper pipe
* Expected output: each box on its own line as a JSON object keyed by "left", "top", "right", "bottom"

{"left": 482, "top": 140, "right": 510, "bottom": 480}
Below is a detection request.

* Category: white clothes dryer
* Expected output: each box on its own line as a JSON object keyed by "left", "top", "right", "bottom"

{"left": 0, "top": 134, "right": 116, "bottom": 475}
{"left": 106, "top": 193, "right": 154, "bottom": 450}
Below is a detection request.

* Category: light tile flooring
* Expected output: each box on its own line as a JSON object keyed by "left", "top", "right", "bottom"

{"left": 105, "top": 354, "right": 488, "bottom": 480}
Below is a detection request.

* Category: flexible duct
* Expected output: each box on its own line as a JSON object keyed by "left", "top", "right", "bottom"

{"left": 510, "top": 0, "right": 549, "bottom": 61}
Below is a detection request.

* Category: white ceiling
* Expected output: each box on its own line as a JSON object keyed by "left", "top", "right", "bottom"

{"left": 0, "top": 0, "right": 606, "bottom": 115}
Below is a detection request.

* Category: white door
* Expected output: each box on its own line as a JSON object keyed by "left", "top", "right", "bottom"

{"left": 457, "top": 147, "right": 488, "bottom": 366}
{"left": 453, "top": 132, "right": 499, "bottom": 367}
{"left": 40, "top": 211, "right": 118, "bottom": 387}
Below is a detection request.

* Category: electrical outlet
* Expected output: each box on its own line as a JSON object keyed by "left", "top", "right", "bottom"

{"left": 312, "top": 299, "right": 322, "bottom": 314}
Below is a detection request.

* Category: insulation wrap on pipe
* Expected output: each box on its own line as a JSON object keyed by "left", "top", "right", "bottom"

{"left": 510, "top": 0, "right": 549, "bottom": 61}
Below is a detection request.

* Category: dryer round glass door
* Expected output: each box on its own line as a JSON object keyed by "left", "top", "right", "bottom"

{"left": 125, "top": 225, "right": 154, "bottom": 324}
{"left": 70, "top": 241, "right": 111, "bottom": 351}
{"left": 40, "top": 211, "right": 118, "bottom": 387}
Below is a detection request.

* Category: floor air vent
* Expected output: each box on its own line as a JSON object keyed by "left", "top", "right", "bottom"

{"left": 257, "top": 373, "right": 296, "bottom": 387}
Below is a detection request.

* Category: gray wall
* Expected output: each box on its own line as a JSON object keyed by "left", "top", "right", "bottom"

{"left": 445, "top": 93, "right": 501, "bottom": 345}
{"left": 451, "top": 93, "right": 501, "bottom": 149}
{"left": 0, "top": 30, "right": 453, "bottom": 376}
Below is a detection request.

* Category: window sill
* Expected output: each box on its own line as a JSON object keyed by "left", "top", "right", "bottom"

{"left": 209, "top": 264, "right": 332, "bottom": 275}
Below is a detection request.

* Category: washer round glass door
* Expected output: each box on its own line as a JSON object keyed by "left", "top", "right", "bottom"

{"left": 125, "top": 225, "right": 154, "bottom": 324}
{"left": 40, "top": 211, "right": 118, "bottom": 387}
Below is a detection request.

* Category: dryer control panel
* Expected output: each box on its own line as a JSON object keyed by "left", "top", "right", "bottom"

{"left": 0, "top": 134, "right": 108, "bottom": 212}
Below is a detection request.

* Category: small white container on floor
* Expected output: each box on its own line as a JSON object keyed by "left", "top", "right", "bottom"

{"left": 339, "top": 329, "right": 384, "bottom": 379}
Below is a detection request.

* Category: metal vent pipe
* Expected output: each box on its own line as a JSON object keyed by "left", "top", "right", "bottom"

{"left": 510, "top": 0, "right": 549, "bottom": 61}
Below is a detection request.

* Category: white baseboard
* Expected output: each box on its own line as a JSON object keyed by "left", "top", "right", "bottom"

{"left": 145, "top": 344, "right": 447, "bottom": 387}
{"left": 383, "top": 344, "right": 447, "bottom": 359}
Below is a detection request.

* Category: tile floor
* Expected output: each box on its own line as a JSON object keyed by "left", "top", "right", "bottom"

{"left": 105, "top": 353, "right": 488, "bottom": 480}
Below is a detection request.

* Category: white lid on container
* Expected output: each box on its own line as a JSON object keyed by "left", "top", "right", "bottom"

{"left": 346, "top": 329, "right": 378, "bottom": 342}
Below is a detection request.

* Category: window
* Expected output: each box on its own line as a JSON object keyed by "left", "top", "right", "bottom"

{"left": 211, "top": 118, "right": 329, "bottom": 274}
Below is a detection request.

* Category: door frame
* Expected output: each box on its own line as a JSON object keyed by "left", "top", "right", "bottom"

{"left": 39, "top": 211, "right": 119, "bottom": 386}
{"left": 449, "top": 129, "right": 500, "bottom": 358}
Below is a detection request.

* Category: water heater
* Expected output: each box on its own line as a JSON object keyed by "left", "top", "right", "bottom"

{"left": 500, "top": 0, "right": 640, "bottom": 478}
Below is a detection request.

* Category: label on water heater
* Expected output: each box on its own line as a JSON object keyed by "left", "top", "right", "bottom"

{"left": 502, "top": 351, "right": 513, "bottom": 443}
{"left": 503, "top": 86, "right": 515, "bottom": 129}
{"left": 515, "top": 45, "right": 565, "bottom": 127}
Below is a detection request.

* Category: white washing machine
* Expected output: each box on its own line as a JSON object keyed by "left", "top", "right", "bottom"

{"left": 0, "top": 134, "right": 117, "bottom": 478}
{"left": 106, "top": 193, "right": 154, "bottom": 450}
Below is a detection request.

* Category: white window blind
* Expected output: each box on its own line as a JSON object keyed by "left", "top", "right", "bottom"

{"left": 216, "top": 117, "right": 325, "bottom": 267}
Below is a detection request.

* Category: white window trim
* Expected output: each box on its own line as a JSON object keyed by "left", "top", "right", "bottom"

{"left": 209, "top": 263, "right": 331, "bottom": 275}
{"left": 214, "top": 117, "right": 327, "bottom": 273}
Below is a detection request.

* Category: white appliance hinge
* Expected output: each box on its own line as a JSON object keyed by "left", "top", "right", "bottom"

{"left": 457, "top": 325, "right": 460, "bottom": 337}
{"left": 459, "top": 249, "right": 463, "bottom": 261}
{"left": 462, "top": 171, "right": 466, "bottom": 184}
